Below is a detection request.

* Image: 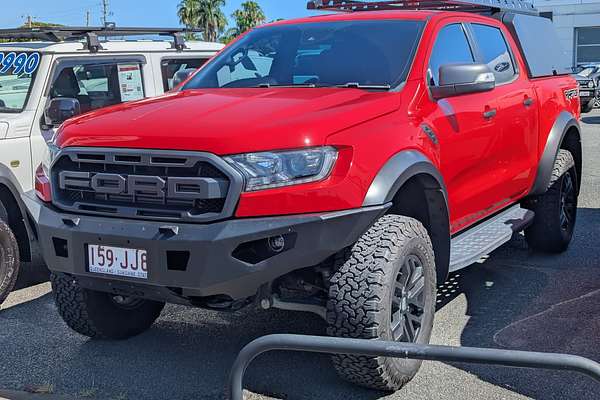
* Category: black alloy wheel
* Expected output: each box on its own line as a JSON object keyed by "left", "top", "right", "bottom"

{"left": 391, "top": 254, "right": 425, "bottom": 343}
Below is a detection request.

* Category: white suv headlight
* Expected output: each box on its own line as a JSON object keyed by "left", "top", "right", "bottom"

{"left": 224, "top": 147, "right": 338, "bottom": 192}
{"left": 42, "top": 143, "right": 60, "bottom": 173}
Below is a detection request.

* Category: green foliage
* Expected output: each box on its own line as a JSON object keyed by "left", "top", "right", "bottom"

{"left": 0, "top": 21, "right": 63, "bottom": 43}
{"left": 221, "top": 1, "right": 266, "bottom": 43}
{"left": 177, "top": 0, "right": 227, "bottom": 42}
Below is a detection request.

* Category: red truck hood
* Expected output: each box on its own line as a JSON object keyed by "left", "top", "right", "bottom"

{"left": 57, "top": 88, "right": 399, "bottom": 155}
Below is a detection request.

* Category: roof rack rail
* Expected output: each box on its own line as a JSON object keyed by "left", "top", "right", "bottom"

{"left": 307, "top": 0, "right": 539, "bottom": 16}
{"left": 0, "top": 26, "right": 204, "bottom": 53}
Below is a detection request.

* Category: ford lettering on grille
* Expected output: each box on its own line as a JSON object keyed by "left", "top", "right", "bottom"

{"left": 50, "top": 148, "right": 242, "bottom": 222}
{"left": 58, "top": 172, "right": 228, "bottom": 199}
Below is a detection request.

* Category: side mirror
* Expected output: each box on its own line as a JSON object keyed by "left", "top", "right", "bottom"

{"left": 172, "top": 68, "right": 197, "bottom": 88}
{"left": 44, "top": 98, "right": 81, "bottom": 127}
{"left": 431, "top": 63, "right": 496, "bottom": 100}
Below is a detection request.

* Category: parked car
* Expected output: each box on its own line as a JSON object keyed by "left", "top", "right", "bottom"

{"left": 0, "top": 27, "right": 223, "bottom": 305}
{"left": 24, "top": 0, "right": 582, "bottom": 392}
{"left": 573, "top": 64, "right": 600, "bottom": 112}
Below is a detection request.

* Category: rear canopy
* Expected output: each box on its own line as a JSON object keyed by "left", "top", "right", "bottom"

{"left": 499, "top": 13, "right": 572, "bottom": 78}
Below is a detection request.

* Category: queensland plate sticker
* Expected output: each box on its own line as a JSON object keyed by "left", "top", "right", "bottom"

{"left": 0, "top": 52, "right": 41, "bottom": 75}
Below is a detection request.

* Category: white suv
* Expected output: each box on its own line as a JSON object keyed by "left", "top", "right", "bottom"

{"left": 0, "top": 27, "right": 223, "bottom": 304}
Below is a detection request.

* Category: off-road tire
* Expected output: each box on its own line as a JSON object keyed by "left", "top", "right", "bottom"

{"left": 525, "top": 149, "right": 578, "bottom": 253}
{"left": 51, "top": 273, "right": 165, "bottom": 339}
{"left": 0, "top": 220, "right": 20, "bottom": 305}
{"left": 326, "top": 215, "right": 437, "bottom": 391}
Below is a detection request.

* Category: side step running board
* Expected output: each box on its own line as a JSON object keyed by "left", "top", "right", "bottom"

{"left": 449, "top": 205, "right": 534, "bottom": 272}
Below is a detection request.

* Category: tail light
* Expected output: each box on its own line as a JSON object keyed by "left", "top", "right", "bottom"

{"left": 35, "top": 164, "right": 52, "bottom": 202}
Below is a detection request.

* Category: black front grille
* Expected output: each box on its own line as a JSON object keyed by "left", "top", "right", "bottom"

{"left": 51, "top": 148, "right": 242, "bottom": 222}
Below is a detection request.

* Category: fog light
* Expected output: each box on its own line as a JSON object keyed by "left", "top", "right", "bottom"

{"left": 268, "top": 235, "right": 286, "bottom": 253}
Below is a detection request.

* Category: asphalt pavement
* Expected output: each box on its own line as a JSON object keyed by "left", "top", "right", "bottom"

{"left": 1, "top": 113, "right": 600, "bottom": 400}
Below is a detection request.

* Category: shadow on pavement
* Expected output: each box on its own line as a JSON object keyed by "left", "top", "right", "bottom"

{"left": 1, "top": 209, "right": 599, "bottom": 400}
{"left": 0, "top": 290, "right": 387, "bottom": 400}
{"left": 447, "top": 207, "right": 600, "bottom": 400}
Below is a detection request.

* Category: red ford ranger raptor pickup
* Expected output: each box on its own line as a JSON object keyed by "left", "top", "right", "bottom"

{"left": 23, "top": 0, "right": 582, "bottom": 392}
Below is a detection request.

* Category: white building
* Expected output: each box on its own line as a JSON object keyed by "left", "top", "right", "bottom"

{"left": 534, "top": 0, "right": 600, "bottom": 66}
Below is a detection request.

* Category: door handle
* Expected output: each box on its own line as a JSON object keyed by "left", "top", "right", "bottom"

{"left": 483, "top": 108, "right": 497, "bottom": 119}
{"left": 524, "top": 97, "right": 534, "bottom": 107}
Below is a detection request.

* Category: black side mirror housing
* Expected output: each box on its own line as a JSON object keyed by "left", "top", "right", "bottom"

{"left": 172, "top": 68, "right": 197, "bottom": 89}
{"left": 431, "top": 63, "right": 496, "bottom": 100}
{"left": 44, "top": 98, "right": 81, "bottom": 127}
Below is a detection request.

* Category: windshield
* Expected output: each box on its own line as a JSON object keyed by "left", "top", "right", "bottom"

{"left": 0, "top": 52, "right": 41, "bottom": 113}
{"left": 183, "top": 20, "right": 424, "bottom": 90}
{"left": 578, "top": 67, "right": 598, "bottom": 77}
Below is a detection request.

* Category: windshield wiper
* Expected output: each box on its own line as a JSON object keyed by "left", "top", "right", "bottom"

{"left": 335, "top": 82, "right": 391, "bottom": 90}
{"left": 255, "top": 83, "right": 317, "bottom": 88}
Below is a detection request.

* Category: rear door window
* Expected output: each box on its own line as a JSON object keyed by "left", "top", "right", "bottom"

{"left": 470, "top": 24, "right": 516, "bottom": 84}
{"left": 161, "top": 58, "right": 208, "bottom": 91}
{"left": 428, "top": 24, "right": 475, "bottom": 86}
{"left": 50, "top": 61, "right": 145, "bottom": 113}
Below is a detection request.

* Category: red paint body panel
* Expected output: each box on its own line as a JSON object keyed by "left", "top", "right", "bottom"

{"left": 54, "top": 11, "right": 579, "bottom": 234}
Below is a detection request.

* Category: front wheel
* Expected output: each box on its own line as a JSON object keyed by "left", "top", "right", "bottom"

{"left": 0, "top": 220, "right": 20, "bottom": 306}
{"left": 525, "top": 149, "right": 578, "bottom": 253}
{"left": 326, "top": 215, "right": 437, "bottom": 391}
{"left": 51, "top": 273, "right": 165, "bottom": 340}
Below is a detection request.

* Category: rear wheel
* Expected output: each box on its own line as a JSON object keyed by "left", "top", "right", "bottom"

{"left": 326, "top": 215, "right": 436, "bottom": 391}
{"left": 0, "top": 219, "right": 20, "bottom": 305}
{"left": 525, "top": 149, "right": 578, "bottom": 253}
{"left": 51, "top": 273, "right": 165, "bottom": 339}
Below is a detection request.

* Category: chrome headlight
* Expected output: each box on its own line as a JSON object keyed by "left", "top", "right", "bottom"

{"left": 587, "top": 80, "right": 595, "bottom": 88}
{"left": 224, "top": 146, "right": 338, "bottom": 192}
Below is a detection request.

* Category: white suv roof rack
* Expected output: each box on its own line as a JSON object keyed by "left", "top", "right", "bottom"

{"left": 307, "top": 0, "right": 539, "bottom": 16}
{"left": 0, "top": 25, "right": 203, "bottom": 53}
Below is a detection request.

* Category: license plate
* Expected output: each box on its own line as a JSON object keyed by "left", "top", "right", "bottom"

{"left": 580, "top": 91, "right": 591, "bottom": 97}
{"left": 87, "top": 245, "right": 148, "bottom": 279}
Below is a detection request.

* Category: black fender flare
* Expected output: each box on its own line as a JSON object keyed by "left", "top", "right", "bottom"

{"left": 530, "top": 111, "right": 580, "bottom": 196}
{"left": 363, "top": 150, "right": 448, "bottom": 208}
{"left": 362, "top": 150, "right": 451, "bottom": 282}
{"left": 0, "top": 164, "right": 35, "bottom": 260}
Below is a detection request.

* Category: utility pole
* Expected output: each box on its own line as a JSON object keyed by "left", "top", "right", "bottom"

{"left": 86, "top": 11, "right": 90, "bottom": 27}
{"left": 21, "top": 14, "right": 37, "bottom": 28}
{"left": 101, "top": 0, "right": 110, "bottom": 27}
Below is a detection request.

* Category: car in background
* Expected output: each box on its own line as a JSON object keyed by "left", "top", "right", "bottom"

{"left": 0, "top": 26, "right": 223, "bottom": 305}
{"left": 573, "top": 64, "right": 600, "bottom": 112}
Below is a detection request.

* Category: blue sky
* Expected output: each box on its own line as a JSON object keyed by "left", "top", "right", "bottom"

{"left": 1, "top": 1, "right": 315, "bottom": 29}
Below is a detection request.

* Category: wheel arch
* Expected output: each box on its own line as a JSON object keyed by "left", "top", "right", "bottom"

{"left": 531, "top": 111, "right": 582, "bottom": 196}
{"left": 363, "top": 150, "right": 451, "bottom": 283}
{"left": 0, "top": 165, "right": 35, "bottom": 262}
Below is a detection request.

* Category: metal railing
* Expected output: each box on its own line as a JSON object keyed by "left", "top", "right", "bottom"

{"left": 229, "top": 334, "right": 600, "bottom": 400}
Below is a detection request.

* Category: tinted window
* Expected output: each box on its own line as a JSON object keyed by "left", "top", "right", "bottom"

{"left": 577, "top": 27, "right": 600, "bottom": 64}
{"left": 471, "top": 24, "right": 516, "bottom": 84}
{"left": 161, "top": 58, "right": 208, "bottom": 91}
{"left": 51, "top": 62, "right": 145, "bottom": 113}
{"left": 428, "top": 24, "right": 474, "bottom": 86}
{"left": 184, "top": 20, "right": 424, "bottom": 89}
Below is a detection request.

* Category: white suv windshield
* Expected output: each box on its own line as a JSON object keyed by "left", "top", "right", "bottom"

{"left": 183, "top": 20, "right": 424, "bottom": 90}
{"left": 0, "top": 51, "right": 41, "bottom": 113}
{"left": 578, "top": 67, "right": 598, "bottom": 77}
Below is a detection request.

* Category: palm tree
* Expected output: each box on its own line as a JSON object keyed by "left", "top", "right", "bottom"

{"left": 177, "top": 0, "right": 227, "bottom": 42}
{"left": 231, "top": 1, "right": 266, "bottom": 35}
{"left": 221, "top": 0, "right": 265, "bottom": 42}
